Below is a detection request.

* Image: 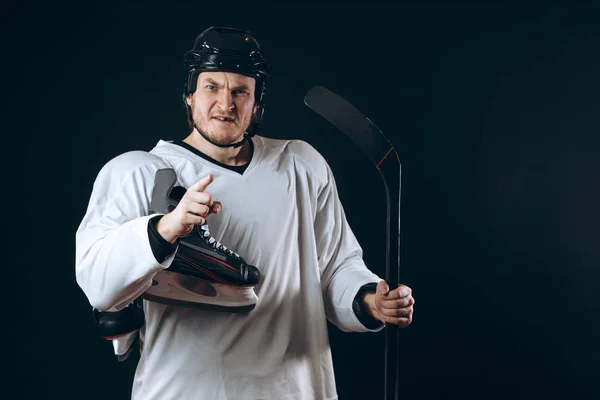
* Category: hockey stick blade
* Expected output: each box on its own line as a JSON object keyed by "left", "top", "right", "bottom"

{"left": 303, "top": 85, "right": 400, "bottom": 168}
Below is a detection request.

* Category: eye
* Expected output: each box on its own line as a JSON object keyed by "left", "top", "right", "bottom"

{"left": 205, "top": 85, "right": 216, "bottom": 91}
{"left": 233, "top": 89, "right": 248, "bottom": 96}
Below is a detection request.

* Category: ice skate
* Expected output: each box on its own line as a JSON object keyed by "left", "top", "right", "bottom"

{"left": 141, "top": 168, "right": 261, "bottom": 312}
{"left": 93, "top": 297, "right": 144, "bottom": 339}
{"left": 142, "top": 221, "right": 260, "bottom": 312}
{"left": 92, "top": 297, "right": 145, "bottom": 361}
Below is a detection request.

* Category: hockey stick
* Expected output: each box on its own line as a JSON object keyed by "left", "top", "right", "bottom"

{"left": 304, "top": 86, "right": 402, "bottom": 400}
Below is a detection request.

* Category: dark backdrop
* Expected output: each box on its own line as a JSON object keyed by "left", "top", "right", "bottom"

{"left": 8, "top": 3, "right": 600, "bottom": 400}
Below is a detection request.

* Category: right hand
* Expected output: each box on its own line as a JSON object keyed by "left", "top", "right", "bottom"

{"left": 156, "top": 174, "right": 222, "bottom": 243}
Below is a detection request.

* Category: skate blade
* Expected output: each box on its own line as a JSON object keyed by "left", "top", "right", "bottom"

{"left": 141, "top": 293, "right": 257, "bottom": 313}
{"left": 142, "top": 270, "right": 258, "bottom": 312}
{"left": 111, "top": 330, "right": 138, "bottom": 356}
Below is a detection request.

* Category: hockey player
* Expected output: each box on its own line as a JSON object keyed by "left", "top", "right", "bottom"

{"left": 75, "top": 26, "right": 415, "bottom": 400}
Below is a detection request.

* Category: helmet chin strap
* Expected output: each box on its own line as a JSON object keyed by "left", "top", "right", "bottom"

{"left": 192, "top": 121, "right": 251, "bottom": 148}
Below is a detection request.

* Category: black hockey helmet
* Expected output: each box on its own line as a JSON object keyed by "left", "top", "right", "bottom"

{"left": 182, "top": 27, "right": 270, "bottom": 147}
{"left": 183, "top": 26, "right": 269, "bottom": 102}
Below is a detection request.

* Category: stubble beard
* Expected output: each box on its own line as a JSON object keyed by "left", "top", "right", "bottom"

{"left": 192, "top": 113, "right": 250, "bottom": 146}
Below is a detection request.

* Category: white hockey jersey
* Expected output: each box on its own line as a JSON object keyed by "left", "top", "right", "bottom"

{"left": 75, "top": 136, "right": 383, "bottom": 400}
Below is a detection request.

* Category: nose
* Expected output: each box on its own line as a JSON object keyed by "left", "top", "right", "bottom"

{"left": 216, "top": 90, "right": 234, "bottom": 111}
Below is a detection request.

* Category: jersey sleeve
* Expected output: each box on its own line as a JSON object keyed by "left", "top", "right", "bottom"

{"left": 75, "top": 151, "right": 177, "bottom": 311}
{"left": 313, "top": 153, "right": 384, "bottom": 333}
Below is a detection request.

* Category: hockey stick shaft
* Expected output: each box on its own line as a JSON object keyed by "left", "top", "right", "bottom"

{"left": 304, "top": 86, "right": 402, "bottom": 400}
{"left": 379, "top": 155, "right": 401, "bottom": 400}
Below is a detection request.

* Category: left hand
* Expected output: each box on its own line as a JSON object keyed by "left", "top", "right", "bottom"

{"left": 363, "top": 280, "right": 415, "bottom": 328}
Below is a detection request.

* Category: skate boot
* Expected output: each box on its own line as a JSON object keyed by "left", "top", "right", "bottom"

{"left": 93, "top": 297, "right": 144, "bottom": 339}
{"left": 141, "top": 168, "right": 260, "bottom": 312}
{"left": 142, "top": 221, "right": 260, "bottom": 312}
{"left": 92, "top": 297, "right": 144, "bottom": 361}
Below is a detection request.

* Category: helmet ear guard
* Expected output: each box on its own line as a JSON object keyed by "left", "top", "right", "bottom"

{"left": 248, "top": 102, "right": 265, "bottom": 135}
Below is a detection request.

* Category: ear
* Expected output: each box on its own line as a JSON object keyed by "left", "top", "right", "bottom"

{"left": 185, "top": 95, "right": 192, "bottom": 107}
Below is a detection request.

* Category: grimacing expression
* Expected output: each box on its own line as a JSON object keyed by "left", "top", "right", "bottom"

{"left": 186, "top": 72, "right": 257, "bottom": 146}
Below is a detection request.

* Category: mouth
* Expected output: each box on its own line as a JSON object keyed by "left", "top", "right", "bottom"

{"left": 213, "top": 116, "right": 235, "bottom": 124}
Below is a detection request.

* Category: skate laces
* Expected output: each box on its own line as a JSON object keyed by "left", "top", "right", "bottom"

{"left": 200, "top": 223, "right": 241, "bottom": 259}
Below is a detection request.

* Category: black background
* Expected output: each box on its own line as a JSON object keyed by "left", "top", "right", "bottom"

{"left": 8, "top": 3, "right": 600, "bottom": 400}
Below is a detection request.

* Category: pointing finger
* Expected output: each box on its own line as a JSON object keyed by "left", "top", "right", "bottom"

{"left": 189, "top": 174, "right": 214, "bottom": 192}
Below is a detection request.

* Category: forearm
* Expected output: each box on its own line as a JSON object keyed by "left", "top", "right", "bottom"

{"left": 322, "top": 258, "right": 384, "bottom": 332}
{"left": 352, "top": 283, "right": 385, "bottom": 330}
{"left": 75, "top": 214, "right": 172, "bottom": 311}
{"left": 75, "top": 152, "right": 177, "bottom": 310}
{"left": 155, "top": 215, "right": 181, "bottom": 244}
{"left": 148, "top": 215, "right": 179, "bottom": 261}
{"left": 316, "top": 158, "right": 384, "bottom": 331}
{"left": 361, "top": 292, "right": 380, "bottom": 321}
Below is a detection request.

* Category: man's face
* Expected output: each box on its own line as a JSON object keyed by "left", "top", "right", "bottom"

{"left": 186, "top": 71, "right": 257, "bottom": 146}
